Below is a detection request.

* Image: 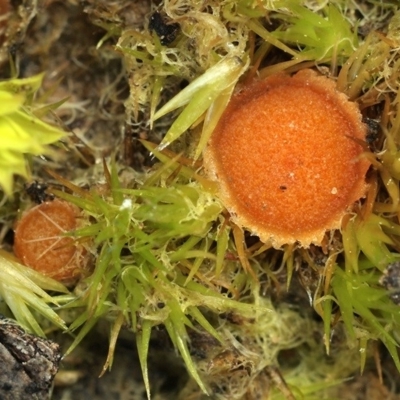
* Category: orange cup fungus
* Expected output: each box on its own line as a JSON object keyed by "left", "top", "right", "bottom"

{"left": 14, "top": 199, "right": 86, "bottom": 282}
{"left": 203, "top": 69, "right": 370, "bottom": 248}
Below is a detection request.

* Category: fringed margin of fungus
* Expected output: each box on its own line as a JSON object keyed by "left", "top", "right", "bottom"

{"left": 14, "top": 199, "right": 87, "bottom": 283}
{"left": 203, "top": 69, "right": 370, "bottom": 248}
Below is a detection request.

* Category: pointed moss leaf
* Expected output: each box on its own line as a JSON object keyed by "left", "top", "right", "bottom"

{"left": 0, "top": 255, "right": 63, "bottom": 304}
{"left": 355, "top": 214, "right": 396, "bottom": 270}
{"left": 164, "top": 317, "right": 208, "bottom": 395}
{"left": 352, "top": 298, "right": 397, "bottom": 346}
{"left": 189, "top": 306, "right": 223, "bottom": 343}
{"left": 321, "top": 296, "right": 333, "bottom": 354}
{"left": 247, "top": 19, "right": 299, "bottom": 58}
{"left": 331, "top": 270, "right": 356, "bottom": 340}
{"left": 66, "top": 314, "right": 101, "bottom": 356}
{"left": 0, "top": 253, "right": 68, "bottom": 334}
{"left": 153, "top": 57, "right": 246, "bottom": 149}
{"left": 136, "top": 319, "right": 152, "bottom": 400}
{"left": 101, "top": 312, "right": 125, "bottom": 376}
{"left": 153, "top": 57, "right": 243, "bottom": 120}
{"left": 194, "top": 75, "right": 241, "bottom": 160}
{"left": 381, "top": 337, "right": 400, "bottom": 372}
{"left": 34, "top": 96, "right": 70, "bottom": 118}
{"left": 159, "top": 85, "right": 219, "bottom": 149}
{"left": 216, "top": 224, "right": 229, "bottom": 276}
{"left": 1, "top": 291, "right": 45, "bottom": 336}
{"left": 9, "top": 284, "right": 66, "bottom": 331}
{"left": 342, "top": 217, "right": 360, "bottom": 273}
{"left": 0, "top": 74, "right": 44, "bottom": 94}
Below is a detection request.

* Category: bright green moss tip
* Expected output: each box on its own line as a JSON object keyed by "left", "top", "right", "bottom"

{"left": 0, "top": 74, "right": 66, "bottom": 196}
{"left": 271, "top": 3, "right": 358, "bottom": 62}
{"left": 0, "top": 250, "right": 68, "bottom": 336}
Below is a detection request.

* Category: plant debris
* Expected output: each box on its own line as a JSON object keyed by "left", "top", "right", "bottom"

{"left": 0, "top": 315, "right": 61, "bottom": 400}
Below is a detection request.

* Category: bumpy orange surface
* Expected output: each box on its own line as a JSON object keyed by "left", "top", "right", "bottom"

{"left": 203, "top": 69, "right": 370, "bottom": 247}
{"left": 14, "top": 199, "right": 84, "bottom": 281}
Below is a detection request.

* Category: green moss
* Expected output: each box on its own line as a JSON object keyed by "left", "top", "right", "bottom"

{"left": 49, "top": 149, "right": 261, "bottom": 397}
{"left": 271, "top": 4, "right": 358, "bottom": 63}
{"left": 0, "top": 74, "right": 66, "bottom": 196}
{"left": 0, "top": 250, "right": 68, "bottom": 336}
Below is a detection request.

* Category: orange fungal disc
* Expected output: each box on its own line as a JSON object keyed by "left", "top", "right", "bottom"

{"left": 14, "top": 199, "right": 86, "bottom": 282}
{"left": 203, "top": 69, "right": 370, "bottom": 248}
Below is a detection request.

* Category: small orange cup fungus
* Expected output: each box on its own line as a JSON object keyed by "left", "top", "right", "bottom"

{"left": 203, "top": 69, "right": 370, "bottom": 248}
{"left": 14, "top": 199, "right": 86, "bottom": 282}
